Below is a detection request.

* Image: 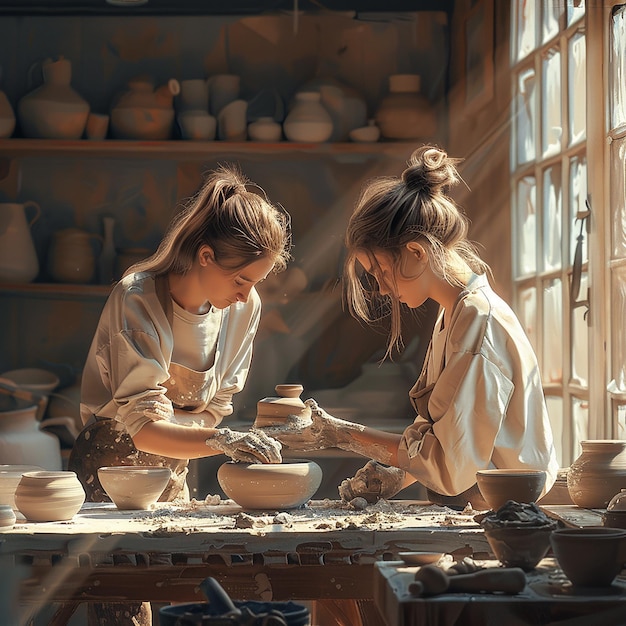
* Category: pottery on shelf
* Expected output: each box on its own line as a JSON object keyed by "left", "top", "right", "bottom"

{"left": 208, "top": 74, "right": 240, "bottom": 117}
{"left": 97, "top": 465, "right": 171, "bottom": 509}
{"left": 567, "top": 440, "right": 626, "bottom": 508}
{"left": 217, "top": 99, "right": 247, "bottom": 141}
{"left": 15, "top": 470, "right": 85, "bottom": 522}
{"left": 550, "top": 527, "right": 626, "bottom": 588}
{"left": 254, "top": 383, "right": 311, "bottom": 428}
{"left": 1, "top": 367, "right": 60, "bottom": 420}
{"left": 217, "top": 459, "right": 323, "bottom": 510}
{"left": 47, "top": 228, "right": 102, "bottom": 284}
{"left": 283, "top": 92, "right": 333, "bottom": 143}
{"left": 0, "top": 396, "right": 62, "bottom": 470}
{"left": 248, "top": 116, "right": 282, "bottom": 142}
{"left": 178, "top": 110, "right": 216, "bottom": 141}
{"left": 110, "top": 76, "right": 180, "bottom": 140}
{"left": 0, "top": 201, "right": 41, "bottom": 283}
{"left": 177, "top": 78, "right": 210, "bottom": 112}
{"left": 18, "top": 56, "right": 89, "bottom": 139}
{"left": 375, "top": 74, "right": 437, "bottom": 141}
{"left": 318, "top": 83, "right": 367, "bottom": 142}
{"left": 349, "top": 119, "right": 381, "bottom": 143}
{"left": 476, "top": 469, "right": 546, "bottom": 511}
{"left": 0, "top": 465, "right": 44, "bottom": 509}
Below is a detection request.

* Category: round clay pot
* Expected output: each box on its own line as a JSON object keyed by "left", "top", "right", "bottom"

{"left": 283, "top": 92, "right": 333, "bottom": 143}
{"left": 550, "top": 527, "right": 626, "bottom": 587}
{"left": 217, "top": 459, "right": 322, "bottom": 510}
{"left": 476, "top": 469, "right": 546, "bottom": 511}
{"left": 15, "top": 470, "right": 85, "bottom": 522}
{"left": 483, "top": 525, "right": 555, "bottom": 571}
{"left": 567, "top": 440, "right": 626, "bottom": 509}
{"left": 0, "top": 464, "right": 44, "bottom": 509}
{"left": 97, "top": 465, "right": 171, "bottom": 510}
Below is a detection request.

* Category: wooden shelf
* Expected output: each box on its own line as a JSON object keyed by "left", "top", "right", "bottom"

{"left": 0, "top": 138, "right": 417, "bottom": 160}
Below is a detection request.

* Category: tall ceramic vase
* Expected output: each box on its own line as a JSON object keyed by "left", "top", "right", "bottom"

{"left": 283, "top": 92, "right": 333, "bottom": 143}
{"left": 0, "top": 201, "right": 41, "bottom": 283}
{"left": 18, "top": 56, "right": 90, "bottom": 139}
{"left": 567, "top": 440, "right": 626, "bottom": 508}
{"left": 0, "top": 400, "right": 62, "bottom": 470}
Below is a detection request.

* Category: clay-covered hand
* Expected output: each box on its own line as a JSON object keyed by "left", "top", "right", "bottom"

{"left": 258, "top": 398, "right": 344, "bottom": 451}
{"left": 338, "top": 460, "right": 406, "bottom": 503}
{"left": 207, "top": 427, "right": 282, "bottom": 464}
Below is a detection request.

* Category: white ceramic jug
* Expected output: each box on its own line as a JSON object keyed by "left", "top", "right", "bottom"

{"left": 0, "top": 398, "right": 62, "bottom": 470}
{"left": 0, "top": 201, "right": 41, "bottom": 283}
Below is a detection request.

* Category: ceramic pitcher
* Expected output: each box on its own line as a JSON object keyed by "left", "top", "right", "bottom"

{"left": 0, "top": 201, "right": 41, "bottom": 283}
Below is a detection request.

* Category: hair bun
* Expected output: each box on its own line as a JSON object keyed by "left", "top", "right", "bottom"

{"left": 402, "top": 145, "right": 461, "bottom": 195}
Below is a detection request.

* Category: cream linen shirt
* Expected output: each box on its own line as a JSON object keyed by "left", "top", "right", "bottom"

{"left": 397, "top": 273, "right": 559, "bottom": 497}
{"left": 80, "top": 272, "right": 261, "bottom": 437}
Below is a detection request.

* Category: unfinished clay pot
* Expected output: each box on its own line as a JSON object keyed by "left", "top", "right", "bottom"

{"left": 14, "top": 470, "right": 85, "bottom": 522}
{"left": 97, "top": 465, "right": 171, "bottom": 510}
{"left": 550, "top": 527, "right": 626, "bottom": 587}
{"left": 568, "top": 440, "right": 626, "bottom": 508}
{"left": 253, "top": 384, "right": 311, "bottom": 427}
{"left": 217, "top": 459, "right": 322, "bottom": 510}
{"left": 483, "top": 525, "right": 555, "bottom": 571}
{"left": 476, "top": 469, "right": 546, "bottom": 511}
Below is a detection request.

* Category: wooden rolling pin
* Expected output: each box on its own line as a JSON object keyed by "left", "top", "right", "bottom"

{"left": 409, "top": 564, "right": 526, "bottom": 597}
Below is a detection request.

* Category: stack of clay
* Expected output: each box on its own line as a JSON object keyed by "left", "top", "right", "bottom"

{"left": 253, "top": 384, "right": 311, "bottom": 428}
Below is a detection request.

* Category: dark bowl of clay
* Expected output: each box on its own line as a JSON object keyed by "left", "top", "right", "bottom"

{"left": 483, "top": 524, "right": 555, "bottom": 571}
{"left": 550, "top": 527, "right": 626, "bottom": 587}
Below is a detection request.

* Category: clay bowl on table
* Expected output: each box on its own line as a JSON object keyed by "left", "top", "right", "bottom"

{"left": 476, "top": 469, "right": 546, "bottom": 511}
{"left": 550, "top": 527, "right": 626, "bottom": 588}
{"left": 217, "top": 459, "right": 322, "bottom": 510}
{"left": 98, "top": 466, "right": 171, "bottom": 510}
{"left": 483, "top": 524, "right": 555, "bottom": 571}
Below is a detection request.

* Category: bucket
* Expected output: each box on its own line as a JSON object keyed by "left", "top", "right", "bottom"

{"left": 158, "top": 577, "right": 310, "bottom": 626}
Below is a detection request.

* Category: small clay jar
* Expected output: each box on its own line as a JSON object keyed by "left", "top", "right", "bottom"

{"left": 14, "top": 470, "right": 85, "bottom": 522}
{"left": 253, "top": 384, "right": 311, "bottom": 427}
{"left": 567, "top": 440, "right": 626, "bottom": 508}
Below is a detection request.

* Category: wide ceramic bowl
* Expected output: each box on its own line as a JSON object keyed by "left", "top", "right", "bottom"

{"left": 550, "top": 527, "right": 626, "bottom": 587}
{"left": 98, "top": 465, "right": 171, "bottom": 510}
{"left": 476, "top": 469, "right": 546, "bottom": 511}
{"left": 217, "top": 459, "right": 322, "bottom": 510}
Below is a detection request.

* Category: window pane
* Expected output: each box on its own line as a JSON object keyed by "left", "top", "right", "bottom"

{"left": 611, "top": 5, "right": 626, "bottom": 131}
{"left": 516, "top": 175, "right": 537, "bottom": 275}
{"left": 543, "top": 278, "right": 563, "bottom": 383}
{"left": 611, "top": 137, "right": 626, "bottom": 259}
{"left": 542, "top": 47, "right": 563, "bottom": 158}
{"left": 572, "top": 397, "right": 589, "bottom": 458}
{"left": 515, "top": 68, "right": 537, "bottom": 165}
{"left": 571, "top": 272, "right": 588, "bottom": 387}
{"left": 612, "top": 265, "right": 626, "bottom": 393}
{"left": 568, "top": 30, "right": 586, "bottom": 145}
{"left": 569, "top": 154, "right": 588, "bottom": 265}
{"left": 518, "top": 286, "right": 538, "bottom": 355}
{"left": 546, "top": 395, "right": 564, "bottom": 466}
{"left": 567, "top": 0, "right": 585, "bottom": 27}
{"left": 542, "top": 164, "right": 562, "bottom": 272}
{"left": 542, "top": 0, "right": 562, "bottom": 44}
{"left": 515, "top": 0, "right": 537, "bottom": 62}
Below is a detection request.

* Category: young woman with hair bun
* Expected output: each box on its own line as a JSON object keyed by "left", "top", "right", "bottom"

{"left": 263, "top": 144, "right": 558, "bottom": 510}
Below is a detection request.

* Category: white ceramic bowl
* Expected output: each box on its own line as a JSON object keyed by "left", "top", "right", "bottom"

{"left": 217, "top": 459, "right": 322, "bottom": 510}
{"left": 98, "top": 465, "right": 172, "bottom": 510}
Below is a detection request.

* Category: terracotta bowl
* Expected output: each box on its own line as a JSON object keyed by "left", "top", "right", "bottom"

{"left": 476, "top": 469, "right": 547, "bottom": 511}
{"left": 98, "top": 466, "right": 171, "bottom": 510}
{"left": 550, "top": 527, "right": 626, "bottom": 587}
{"left": 483, "top": 524, "right": 555, "bottom": 571}
{"left": 217, "top": 459, "right": 323, "bottom": 510}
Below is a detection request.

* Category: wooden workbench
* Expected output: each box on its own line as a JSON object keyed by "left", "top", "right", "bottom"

{"left": 0, "top": 499, "right": 491, "bottom": 625}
